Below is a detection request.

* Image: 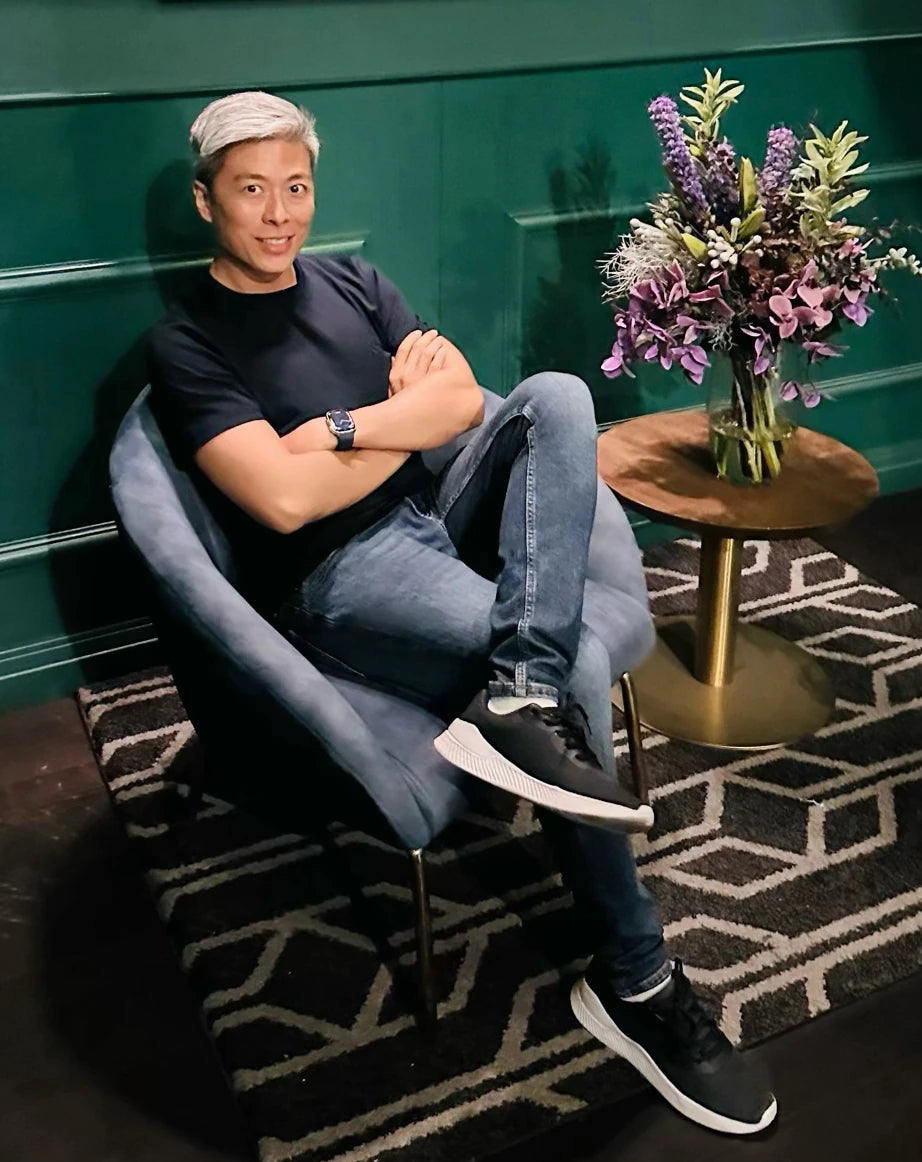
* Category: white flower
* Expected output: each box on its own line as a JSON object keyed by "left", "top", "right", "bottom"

{"left": 600, "top": 221, "right": 686, "bottom": 298}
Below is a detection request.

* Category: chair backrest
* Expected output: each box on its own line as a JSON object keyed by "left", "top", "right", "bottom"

{"left": 110, "top": 389, "right": 237, "bottom": 581}
{"left": 108, "top": 385, "right": 468, "bottom": 851}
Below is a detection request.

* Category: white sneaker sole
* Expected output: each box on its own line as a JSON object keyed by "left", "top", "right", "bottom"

{"left": 570, "top": 978, "right": 778, "bottom": 1135}
{"left": 433, "top": 719, "right": 654, "bottom": 833}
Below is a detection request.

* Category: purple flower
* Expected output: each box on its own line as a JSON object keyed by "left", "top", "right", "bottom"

{"left": 769, "top": 294, "right": 800, "bottom": 338}
{"left": 759, "top": 125, "right": 799, "bottom": 200}
{"left": 795, "top": 282, "right": 835, "bottom": 330}
{"left": 780, "top": 380, "right": 821, "bottom": 408}
{"left": 647, "top": 95, "right": 709, "bottom": 220}
{"left": 769, "top": 265, "right": 837, "bottom": 338}
{"left": 630, "top": 262, "right": 690, "bottom": 312}
{"left": 839, "top": 264, "right": 877, "bottom": 326}
{"left": 842, "top": 294, "right": 873, "bottom": 325}
{"left": 671, "top": 344, "right": 709, "bottom": 384}
{"left": 701, "top": 139, "right": 739, "bottom": 221}
{"left": 676, "top": 313, "right": 700, "bottom": 344}
{"left": 601, "top": 341, "right": 636, "bottom": 379}
{"left": 838, "top": 238, "right": 866, "bottom": 259}
{"left": 603, "top": 255, "right": 731, "bottom": 385}
{"left": 741, "top": 324, "right": 775, "bottom": 375}
{"left": 802, "top": 340, "right": 844, "bottom": 362}
{"left": 688, "top": 284, "right": 734, "bottom": 318}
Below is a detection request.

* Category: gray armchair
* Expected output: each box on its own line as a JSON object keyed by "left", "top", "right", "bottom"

{"left": 109, "top": 386, "right": 654, "bottom": 1027}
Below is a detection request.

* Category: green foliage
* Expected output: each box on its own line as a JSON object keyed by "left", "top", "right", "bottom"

{"left": 738, "top": 157, "right": 759, "bottom": 215}
{"left": 791, "top": 121, "right": 870, "bottom": 239}
{"left": 738, "top": 207, "right": 765, "bottom": 238}
{"left": 680, "top": 67, "right": 744, "bottom": 158}
{"left": 681, "top": 231, "right": 709, "bottom": 260}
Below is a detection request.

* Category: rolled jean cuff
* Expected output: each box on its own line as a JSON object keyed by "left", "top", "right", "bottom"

{"left": 487, "top": 679, "right": 560, "bottom": 702}
{"left": 616, "top": 957, "right": 673, "bottom": 1000}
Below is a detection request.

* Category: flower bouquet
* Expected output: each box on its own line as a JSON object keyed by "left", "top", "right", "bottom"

{"left": 600, "top": 69, "right": 922, "bottom": 484}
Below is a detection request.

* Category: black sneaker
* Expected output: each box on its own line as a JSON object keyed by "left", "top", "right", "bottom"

{"left": 433, "top": 691, "right": 654, "bottom": 832}
{"left": 570, "top": 959, "right": 776, "bottom": 1134}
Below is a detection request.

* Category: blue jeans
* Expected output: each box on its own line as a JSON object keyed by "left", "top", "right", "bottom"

{"left": 281, "top": 373, "right": 668, "bottom": 997}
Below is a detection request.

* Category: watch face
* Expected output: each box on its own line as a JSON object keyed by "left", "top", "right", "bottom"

{"left": 327, "top": 409, "right": 355, "bottom": 434}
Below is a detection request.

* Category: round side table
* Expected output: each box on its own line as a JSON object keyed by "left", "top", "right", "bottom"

{"left": 597, "top": 408, "right": 878, "bottom": 750}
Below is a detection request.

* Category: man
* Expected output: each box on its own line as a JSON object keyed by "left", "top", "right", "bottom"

{"left": 147, "top": 89, "right": 776, "bottom": 1134}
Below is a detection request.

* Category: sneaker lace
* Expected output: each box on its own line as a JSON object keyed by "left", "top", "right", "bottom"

{"left": 661, "top": 960, "right": 726, "bottom": 1064}
{"left": 533, "top": 700, "right": 598, "bottom": 765}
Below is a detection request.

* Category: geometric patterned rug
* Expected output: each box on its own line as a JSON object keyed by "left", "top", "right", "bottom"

{"left": 77, "top": 538, "right": 922, "bottom": 1162}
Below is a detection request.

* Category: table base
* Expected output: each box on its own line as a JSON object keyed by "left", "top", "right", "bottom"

{"left": 611, "top": 615, "right": 835, "bottom": 750}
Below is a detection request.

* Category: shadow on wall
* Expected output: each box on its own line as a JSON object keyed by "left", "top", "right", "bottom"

{"left": 519, "top": 140, "right": 677, "bottom": 425}
{"left": 520, "top": 140, "right": 622, "bottom": 405}
{"left": 47, "top": 160, "right": 209, "bottom": 685}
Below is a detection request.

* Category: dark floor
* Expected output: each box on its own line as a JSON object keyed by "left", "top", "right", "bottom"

{"left": 0, "top": 489, "right": 920, "bottom": 1162}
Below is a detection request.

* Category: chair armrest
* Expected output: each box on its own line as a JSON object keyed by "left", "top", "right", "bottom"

{"left": 588, "top": 480, "right": 653, "bottom": 615}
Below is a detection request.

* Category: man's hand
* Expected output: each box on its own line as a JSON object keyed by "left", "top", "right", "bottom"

{"left": 389, "top": 329, "right": 447, "bottom": 395}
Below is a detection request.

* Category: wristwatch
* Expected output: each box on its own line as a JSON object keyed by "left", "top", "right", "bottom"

{"left": 325, "top": 408, "right": 356, "bottom": 451}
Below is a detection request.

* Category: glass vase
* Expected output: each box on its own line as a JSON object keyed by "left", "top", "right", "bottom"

{"left": 707, "top": 350, "right": 796, "bottom": 485}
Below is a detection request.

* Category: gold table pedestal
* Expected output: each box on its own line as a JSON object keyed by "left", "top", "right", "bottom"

{"left": 600, "top": 409, "right": 878, "bottom": 752}
{"left": 611, "top": 535, "right": 834, "bottom": 750}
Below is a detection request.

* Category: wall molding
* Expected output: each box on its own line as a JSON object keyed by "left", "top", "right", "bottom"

{"left": 865, "top": 435, "right": 922, "bottom": 488}
{"left": 0, "top": 235, "right": 367, "bottom": 300}
{"left": 865, "top": 159, "right": 922, "bottom": 187}
{"left": 0, "top": 617, "right": 157, "bottom": 687}
{"left": 0, "top": 522, "right": 119, "bottom": 572}
{"left": 508, "top": 155, "right": 922, "bottom": 240}
{"left": 818, "top": 360, "right": 922, "bottom": 400}
{"left": 510, "top": 204, "right": 643, "bottom": 233}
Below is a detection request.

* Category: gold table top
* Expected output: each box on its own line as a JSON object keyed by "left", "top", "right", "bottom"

{"left": 597, "top": 407, "right": 879, "bottom": 539}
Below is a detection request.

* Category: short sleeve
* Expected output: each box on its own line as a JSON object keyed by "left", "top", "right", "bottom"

{"left": 352, "top": 257, "right": 430, "bottom": 353}
{"left": 147, "top": 318, "right": 266, "bottom": 462}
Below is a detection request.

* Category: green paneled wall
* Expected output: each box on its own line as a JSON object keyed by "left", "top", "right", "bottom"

{"left": 2, "top": 2, "right": 922, "bottom": 710}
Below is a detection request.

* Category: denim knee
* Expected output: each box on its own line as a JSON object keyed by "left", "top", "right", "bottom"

{"left": 511, "top": 372, "right": 596, "bottom": 431}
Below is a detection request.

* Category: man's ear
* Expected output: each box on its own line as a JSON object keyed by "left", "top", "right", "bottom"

{"left": 192, "top": 180, "right": 213, "bottom": 224}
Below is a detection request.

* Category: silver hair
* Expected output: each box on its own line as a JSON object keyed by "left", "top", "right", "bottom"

{"left": 189, "top": 91, "right": 320, "bottom": 187}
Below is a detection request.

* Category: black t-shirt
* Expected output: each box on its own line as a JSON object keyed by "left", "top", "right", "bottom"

{"left": 147, "top": 254, "right": 434, "bottom": 615}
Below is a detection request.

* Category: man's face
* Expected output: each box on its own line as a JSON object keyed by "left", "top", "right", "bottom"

{"left": 194, "top": 137, "right": 315, "bottom": 290}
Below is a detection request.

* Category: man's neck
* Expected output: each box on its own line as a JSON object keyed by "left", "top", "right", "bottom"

{"left": 209, "top": 256, "right": 296, "bottom": 295}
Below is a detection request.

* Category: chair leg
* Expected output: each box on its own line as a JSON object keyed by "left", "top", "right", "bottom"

{"left": 619, "top": 672, "right": 650, "bottom": 805}
{"left": 408, "top": 848, "right": 437, "bottom": 1032}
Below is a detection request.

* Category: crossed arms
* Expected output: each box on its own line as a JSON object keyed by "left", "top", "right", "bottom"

{"left": 194, "top": 329, "right": 483, "bottom": 534}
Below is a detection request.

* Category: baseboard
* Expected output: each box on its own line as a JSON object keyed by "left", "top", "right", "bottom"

{"left": 866, "top": 436, "right": 922, "bottom": 494}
